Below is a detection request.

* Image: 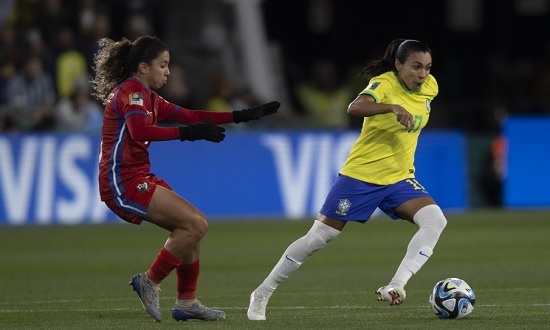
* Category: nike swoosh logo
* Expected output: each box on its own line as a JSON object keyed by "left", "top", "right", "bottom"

{"left": 419, "top": 251, "right": 430, "bottom": 258}
{"left": 285, "top": 255, "right": 297, "bottom": 263}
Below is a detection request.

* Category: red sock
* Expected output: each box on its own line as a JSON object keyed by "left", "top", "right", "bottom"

{"left": 146, "top": 248, "right": 182, "bottom": 285}
{"left": 177, "top": 260, "right": 200, "bottom": 300}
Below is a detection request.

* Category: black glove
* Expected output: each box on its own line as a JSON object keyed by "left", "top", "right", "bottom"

{"left": 232, "top": 101, "right": 281, "bottom": 123}
{"left": 179, "top": 118, "right": 226, "bottom": 143}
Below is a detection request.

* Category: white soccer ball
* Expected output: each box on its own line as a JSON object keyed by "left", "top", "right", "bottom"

{"left": 429, "top": 277, "right": 476, "bottom": 319}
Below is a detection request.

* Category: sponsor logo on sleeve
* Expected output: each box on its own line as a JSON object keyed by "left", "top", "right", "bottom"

{"left": 368, "top": 82, "right": 381, "bottom": 90}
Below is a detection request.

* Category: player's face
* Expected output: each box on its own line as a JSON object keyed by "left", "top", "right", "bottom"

{"left": 395, "top": 52, "right": 432, "bottom": 91}
{"left": 144, "top": 51, "right": 170, "bottom": 89}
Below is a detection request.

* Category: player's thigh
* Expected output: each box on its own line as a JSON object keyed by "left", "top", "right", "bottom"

{"left": 146, "top": 185, "right": 207, "bottom": 231}
{"left": 317, "top": 214, "right": 347, "bottom": 231}
{"left": 394, "top": 196, "right": 436, "bottom": 222}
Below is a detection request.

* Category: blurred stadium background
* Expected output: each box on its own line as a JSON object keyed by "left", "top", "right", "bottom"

{"left": 1, "top": 1, "right": 550, "bottom": 328}
{"left": 1, "top": 0, "right": 550, "bottom": 226}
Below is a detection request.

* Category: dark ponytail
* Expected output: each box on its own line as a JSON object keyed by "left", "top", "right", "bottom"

{"left": 359, "top": 39, "right": 431, "bottom": 82}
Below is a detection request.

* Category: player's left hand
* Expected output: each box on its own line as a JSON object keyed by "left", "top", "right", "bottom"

{"left": 233, "top": 101, "right": 281, "bottom": 123}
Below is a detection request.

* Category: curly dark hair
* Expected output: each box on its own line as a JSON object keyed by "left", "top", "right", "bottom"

{"left": 359, "top": 39, "right": 431, "bottom": 81}
{"left": 90, "top": 35, "right": 169, "bottom": 104}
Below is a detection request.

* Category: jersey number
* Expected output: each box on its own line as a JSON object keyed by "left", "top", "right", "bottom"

{"left": 403, "top": 115, "right": 423, "bottom": 133}
{"left": 405, "top": 178, "right": 426, "bottom": 191}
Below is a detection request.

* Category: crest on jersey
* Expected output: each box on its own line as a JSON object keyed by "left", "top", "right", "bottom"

{"left": 136, "top": 181, "right": 149, "bottom": 192}
{"left": 425, "top": 99, "right": 431, "bottom": 112}
{"left": 129, "top": 92, "right": 143, "bottom": 106}
{"left": 336, "top": 199, "right": 352, "bottom": 215}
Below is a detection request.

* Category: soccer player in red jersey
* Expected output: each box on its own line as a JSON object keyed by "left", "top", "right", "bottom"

{"left": 90, "top": 35, "right": 280, "bottom": 322}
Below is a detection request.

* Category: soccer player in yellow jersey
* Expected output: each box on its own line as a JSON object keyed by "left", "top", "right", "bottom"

{"left": 248, "top": 39, "right": 448, "bottom": 320}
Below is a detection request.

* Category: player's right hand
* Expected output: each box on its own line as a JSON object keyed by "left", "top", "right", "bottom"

{"left": 391, "top": 105, "right": 414, "bottom": 132}
{"left": 179, "top": 118, "right": 226, "bottom": 143}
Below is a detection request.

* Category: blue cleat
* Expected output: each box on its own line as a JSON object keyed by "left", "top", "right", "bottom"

{"left": 129, "top": 273, "right": 162, "bottom": 322}
{"left": 172, "top": 301, "right": 225, "bottom": 321}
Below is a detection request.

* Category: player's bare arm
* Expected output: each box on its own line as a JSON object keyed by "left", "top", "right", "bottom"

{"left": 347, "top": 94, "right": 414, "bottom": 131}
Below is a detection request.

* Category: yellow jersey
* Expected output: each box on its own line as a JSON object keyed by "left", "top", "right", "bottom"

{"left": 340, "top": 71, "right": 438, "bottom": 185}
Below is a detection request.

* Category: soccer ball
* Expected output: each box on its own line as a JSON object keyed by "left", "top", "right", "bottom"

{"left": 429, "top": 277, "right": 475, "bottom": 319}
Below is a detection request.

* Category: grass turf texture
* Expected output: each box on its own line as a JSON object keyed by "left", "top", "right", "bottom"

{"left": 1, "top": 209, "right": 549, "bottom": 329}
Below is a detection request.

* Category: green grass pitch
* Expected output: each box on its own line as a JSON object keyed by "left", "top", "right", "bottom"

{"left": 1, "top": 209, "right": 549, "bottom": 329}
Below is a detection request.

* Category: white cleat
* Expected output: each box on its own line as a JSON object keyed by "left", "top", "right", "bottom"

{"left": 375, "top": 286, "right": 407, "bottom": 305}
{"left": 247, "top": 290, "right": 269, "bottom": 320}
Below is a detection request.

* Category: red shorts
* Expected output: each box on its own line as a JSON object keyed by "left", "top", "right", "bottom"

{"left": 104, "top": 175, "right": 172, "bottom": 225}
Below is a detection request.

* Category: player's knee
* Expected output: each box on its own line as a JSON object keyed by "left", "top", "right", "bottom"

{"left": 180, "top": 213, "right": 209, "bottom": 238}
{"left": 306, "top": 232, "right": 328, "bottom": 253}
{"left": 431, "top": 208, "right": 447, "bottom": 233}
{"left": 306, "top": 220, "right": 340, "bottom": 252}
{"left": 414, "top": 204, "right": 447, "bottom": 234}
{"left": 194, "top": 214, "right": 209, "bottom": 237}
{"left": 434, "top": 214, "right": 447, "bottom": 233}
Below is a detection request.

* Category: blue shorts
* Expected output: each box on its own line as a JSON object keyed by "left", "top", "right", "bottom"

{"left": 319, "top": 175, "right": 432, "bottom": 222}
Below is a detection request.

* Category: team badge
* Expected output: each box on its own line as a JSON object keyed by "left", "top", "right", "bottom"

{"left": 136, "top": 181, "right": 149, "bottom": 192}
{"left": 336, "top": 199, "right": 352, "bottom": 215}
{"left": 129, "top": 92, "right": 144, "bottom": 106}
{"left": 367, "top": 82, "right": 380, "bottom": 90}
{"left": 426, "top": 99, "right": 431, "bottom": 112}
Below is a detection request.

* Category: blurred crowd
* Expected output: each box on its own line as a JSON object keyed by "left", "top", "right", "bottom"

{"left": 0, "top": 0, "right": 111, "bottom": 133}
{"left": 0, "top": 0, "right": 208, "bottom": 133}
{"left": 1, "top": 0, "right": 549, "bottom": 135}
{"left": 0, "top": 0, "right": 371, "bottom": 134}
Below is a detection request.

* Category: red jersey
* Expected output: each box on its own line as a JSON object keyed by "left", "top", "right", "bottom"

{"left": 99, "top": 77, "right": 233, "bottom": 201}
